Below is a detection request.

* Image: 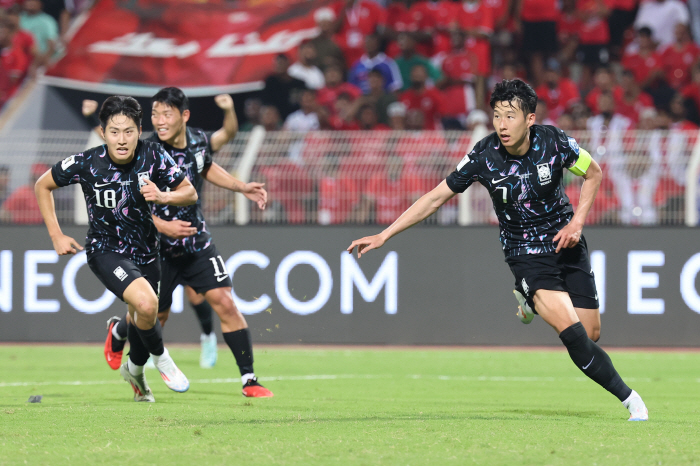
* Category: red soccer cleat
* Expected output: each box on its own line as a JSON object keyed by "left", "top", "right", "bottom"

{"left": 242, "top": 377, "right": 274, "bottom": 398}
{"left": 104, "top": 316, "right": 123, "bottom": 370}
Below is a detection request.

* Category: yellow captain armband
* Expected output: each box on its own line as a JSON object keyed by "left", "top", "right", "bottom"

{"left": 568, "top": 148, "right": 592, "bottom": 176}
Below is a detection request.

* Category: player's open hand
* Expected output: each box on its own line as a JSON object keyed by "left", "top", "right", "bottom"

{"left": 553, "top": 221, "right": 582, "bottom": 253}
{"left": 82, "top": 100, "right": 98, "bottom": 117}
{"left": 52, "top": 234, "right": 84, "bottom": 255}
{"left": 243, "top": 182, "right": 267, "bottom": 210}
{"left": 140, "top": 178, "right": 166, "bottom": 204}
{"left": 214, "top": 94, "right": 234, "bottom": 111}
{"left": 161, "top": 219, "right": 197, "bottom": 239}
{"left": 347, "top": 234, "right": 386, "bottom": 258}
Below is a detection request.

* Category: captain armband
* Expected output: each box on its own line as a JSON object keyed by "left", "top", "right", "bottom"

{"left": 567, "top": 148, "right": 592, "bottom": 176}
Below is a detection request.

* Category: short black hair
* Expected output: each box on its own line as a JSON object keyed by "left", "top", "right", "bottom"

{"left": 490, "top": 79, "right": 538, "bottom": 115}
{"left": 99, "top": 96, "right": 143, "bottom": 129}
{"left": 152, "top": 87, "right": 189, "bottom": 114}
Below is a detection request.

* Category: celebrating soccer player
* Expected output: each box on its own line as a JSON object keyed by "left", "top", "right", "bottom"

{"left": 35, "top": 96, "right": 197, "bottom": 402}
{"left": 347, "top": 79, "right": 648, "bottom": 421}
{"left": 102, "top": 88, "right": 272, "bottom": 398}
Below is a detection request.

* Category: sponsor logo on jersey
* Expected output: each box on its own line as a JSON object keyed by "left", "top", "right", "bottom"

{"left": 195, "top": 150, "right": 205, "bottom": 172}
{"left": 61, "top": 155, "right": 76, "bottom": 170}
{"left": 113, "top": 266, "right": 128, "bottom": 282}
{"left": 537, "top": 163, "right": 551, "bottom": 185}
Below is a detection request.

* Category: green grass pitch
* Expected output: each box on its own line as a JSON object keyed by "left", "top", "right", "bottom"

{"left": 1, "top": 345, "right": 699, "bottom": 465}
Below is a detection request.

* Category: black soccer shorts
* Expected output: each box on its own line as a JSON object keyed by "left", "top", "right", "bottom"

{"left": 158, "top": 244, "right": 233, "bottom": 312}
{"left": 506, "top": 236, "right": 600, "bottom": 310}
{"left": 88, "top": 252, "right": 160, "bottom": 302}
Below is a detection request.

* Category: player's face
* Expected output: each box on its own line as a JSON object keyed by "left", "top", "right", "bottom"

{"left": 151, "top": 102, "right": 189, "bottom": 143}
{"left": 492, "top": 101, "right": 535, "bottom": 150}
{"left": 102, "top": 114, "right": 141, "bottom": 163}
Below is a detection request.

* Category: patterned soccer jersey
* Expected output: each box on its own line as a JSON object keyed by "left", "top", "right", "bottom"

{"left": 446, "top": 125, "right": 584, "bottom": 257}
{"left": 147, "top": 128, "right": 214, "bottom": 258}
{"left": 51, "top": 140, "right": 185, "bottom": 264}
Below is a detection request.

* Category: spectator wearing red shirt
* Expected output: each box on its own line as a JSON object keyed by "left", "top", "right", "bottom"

{"left": 668, "top": 91, "right": 699, "bottom": 130}
{"left": 514, "top": 0, "right": 560, "bottom": 86}
{"left": 414, "top": 0, "right": 459, "bottom": 57}
{"left": 357, "top": 104, "right": 391, "bottom": 130}
{"left": 615, "top": 69, "right": 655, "bottom": 125}
{"left": 358, "top": 156, "right": 424, "bottom": 224}
{"left": 317, "top": 63, "right": 362, "bottom": 112}
{"left": 535, "top": 59, "right": 581, "bottom": 120}
{"left": 622, "top": 27, "right": 664, "bottom": 89}
{"left": 0, "top": 19, "right": 30, "bottom": 103}
{"left": 385, "top": 0, "right": 433, "bottom": 58}
{"left": 576, "top": 0, "right": 612, "bottom": 91}
{"left": 456, "top": 0, "right": 493, "bottom": 77}
{"left": 557, "top": 0, "right": 581, "bottom": 66}
{"left": 332, "top": 0, "right": 387, "bottom": 67}
{"left": 7, "top": 5, "right": 36, "bottom": 71}
{"left": 609, "top": 0, "right": 638, "bottom": 58}
{"left": 0, "top": 163, "right": 46, "bottom": 224}
{"left": 585, "top": 66, "right": 624, "bottom": 114}
{"left": 399, "top": 64, "right": 444, "bottom": 129}
{"left": 660, "top": 23, "right": 700, "bottom": 90}
{"left": 440, "top": 30, "right": 480, "bottom": 126}
{"left": 328, "top": 92, "right": 361, "bottom": 130}
{"left": 681, "top": 62, "right": 700, "bottom": 119}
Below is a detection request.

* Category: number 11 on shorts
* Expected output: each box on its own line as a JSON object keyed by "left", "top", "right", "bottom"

{"left": 209, "top": 255, "right": 229, "bottom": 281}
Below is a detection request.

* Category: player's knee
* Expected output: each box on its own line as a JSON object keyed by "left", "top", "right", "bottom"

{"left": 134, "top": 295, "right": 158, "bottom": 322}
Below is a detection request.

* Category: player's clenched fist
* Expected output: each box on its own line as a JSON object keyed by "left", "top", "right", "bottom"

{"left": 214, "top": 94, "right": 234, "bottom": 111}
{"left": 52, "top": 233, "right": 84, "bottom": 255}
{"left": 140, "top": 178, "right": 167, "bottom": 204}
{"left": 82, "top": 99, "right": 98, "bottom": 117}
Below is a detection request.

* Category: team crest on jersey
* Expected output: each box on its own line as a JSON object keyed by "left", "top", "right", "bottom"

{"left": 568, "top": 137, "right": 580, "bottom": 155}
{"left": 137, "top": 171, "right": 150, "bottom": 188}
{"left": 61, "top": 155, "right": 76, "bottom": 170}
{"left": 194, "top": 150, "right": 205, "bottom": 172}
{"left": 537, "top": 163, "right": 551, "bottom": 185}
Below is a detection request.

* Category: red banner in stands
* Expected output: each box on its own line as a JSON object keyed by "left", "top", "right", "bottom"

{"left": 44, "top": 0, "right": 331, "bottom": 95}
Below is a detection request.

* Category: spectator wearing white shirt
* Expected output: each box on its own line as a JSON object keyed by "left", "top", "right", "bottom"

{"left": 634, "top": 0, "right": 690, "bottom": 47}
{"left": 283, "top": 89, "right": 322, "bottom": 132}
{"left": 288, "top": 41, "right": 326, "bottom": 90}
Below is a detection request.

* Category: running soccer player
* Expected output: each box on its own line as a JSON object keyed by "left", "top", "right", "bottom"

{"left": 347, "top": 79, "right": 649, "bottom": 421}
{"left": 35, "top": 96, "right": 197, "bottom": 402}
{"left": 104, "top": 87, "right": 273, "bottom": 398}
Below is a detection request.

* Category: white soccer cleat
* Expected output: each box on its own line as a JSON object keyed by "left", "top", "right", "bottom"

{"left": 623, "top": 390, "right": 648, "bottom": 421}
{"left": 155, "top": 349, "right": 190, "bottom": 393}
{"left": 120, "top": 364, "right": 155, "bottom": 402}
{"left": 200, "top": 333, "right": 218, "bottom": 369}
{"left": 513, "top": 290, "right": 535, "bottom": 324}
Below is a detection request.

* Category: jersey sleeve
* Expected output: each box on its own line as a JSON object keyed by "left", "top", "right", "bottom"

{"left": 51, "top": 153, "right": 83, "bottom": 187}
{"left": 554, "top": 126, "right": 593, "bottom": 176}
{"left": 154, "top": 146, "right": 186, "bottom": 191}
{"left": 445, "top": 148, "right": 479, "bottom": 193}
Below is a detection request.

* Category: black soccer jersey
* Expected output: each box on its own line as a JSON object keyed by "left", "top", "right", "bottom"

{"left": 147, "top": 127, "right": 214, "bottom": 258}
{"left": 51, "top": 141, "right": 186, "bottom": 264}
{"left": 446, "top": 125, "right": 585, "bottom": 257}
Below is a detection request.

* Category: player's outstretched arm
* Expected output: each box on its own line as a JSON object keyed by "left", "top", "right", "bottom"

{"left": 34, "top": 170, "right": 84, "bottom": 255}
{"left": 210, "top": 94, "right": 238, "bottom": 152}
{"left": 202, "top": 162, "right": 267, "bottom": 210}
{"left": 554, "top": 157, "right": 603, "bottom": 253}
{"left": 141, "top": 178, "right": 198, "bottom": 206}
{"left": 152, "top": 215, "right": 198, "bottom": 239}
{"left": 347, "top": 180, "right": 456, "bottom": 258}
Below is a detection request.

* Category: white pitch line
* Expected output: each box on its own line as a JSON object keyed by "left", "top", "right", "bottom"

{"left": 0, "top": 374, "right": 660, "bottom": 389}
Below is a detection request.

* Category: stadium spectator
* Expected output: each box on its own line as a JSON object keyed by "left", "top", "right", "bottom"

{"left": 0, "top": 18, "right": 31, "bottom": 101}
{"left": 615, "top": 69, "right": 655, "bottom": 125}
{"left": 514, "top": 0, "right": 560, "bottom": 86}
{"left": 421, "top": 0, "right": 460, "bottom": 57}
{"left": 588, "top": 92, "right": 633, "bottom": 133}
{"left": 310, "top": 7, "right": 346, "bottom": 71}
{"left": 357, "top": 104, "right": 390, "bottom": 130}
{"left": 576, "top": 0, "right": 612, "bottom": 91}
{"left": 387, "top": 101, "right": 408, "bottom": 129}
{"left": 332, "top": 0, "right": 387, "bottom": 67}
{"left": 634, "top": 0, "right": 689, "bottom": 47}
{"left": 358, "top": 68, "right": 398, "bottom": 126}
{"left": 261, "top": 53, "right": 306, "bottom": 119}
{"left": 317, "top": 154, "right": 361, "bottom": 225}
{"left": 394, "top": 32, "right": 443, "bottom": 91}
{"left": 283, "top": 89, "right": 322, "bottom": 132}
{"left": 456, "top": 0, "right": 494, "bottom": 96}
{"left": 681, "top": 62, "right": 700, "bottom": 118}
{"left": 622, "top": 27, "right": 664, "bottom": 89}
{"left": 399, "top": 64, "right": 444, "bottom": 130}
{"left": 347, "top": 33, "right": 403, "bottom": 94}
{"left": 288, "top": 41, "right": 325, "bottom": 90}
{"left": 6, "top": 5, "right": 37, "bottom": 75}
{"left": 557, "top": 112, "right": 576, "bottom": 130}
{"left": 535, "top": 100, "right": 556, "bottom": 125}
{"left": 585, "top": 67, "right": 623, "bottom": 115}
{"left": 557, "top": 0, "right": 581, "bottom": 67}
{"left": 609, "top": 0, "right": 639, "bottom": 59}
{"left": 659, "top": 22, "right": 700, "bottom": 90}
{"left": 259, "top": 105, "right": 282, "bottom": 131}
{"left": 384, "top": 0, "right": 433, "bottom": 58}
{"left": 328, "top": 92, "right": 360, "bottom": 130}
{"left": 440, "top": 30, "right": 480, "bottom": 127}
{"left": 668, "top": 91, "right": 699, "bottom": 129}
{"left": 19, "top": 0, "right": 59, "bottom": 66}
{"left": 535, "top": 59, "right": 580, "bottom": 120}
{"left": 0, "top": 162, "right": 46, "bottom": 224}
{"left": 317, "top": 63, "right": 362, "bottom": 112}
{"left": 240, "top": 98, "right": 262, "bottom": 131}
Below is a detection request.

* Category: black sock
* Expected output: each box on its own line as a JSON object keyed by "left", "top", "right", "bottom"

{"left": 192, "top": 301, "right": 214, "bottom": 335}
{"left": 134, "top": 319, "right": 165, "bottom": 357}
{"left": 223, "top": 328, "right": 254, "bottom": 376}
{"left": 559, "top": 322, "right": 632, "bottom": 402}
{"left": 111, "top": 314, "right": 128, "bottom": 353}
{"left": 127, "top": 322, "right": 150, "bottom": 366}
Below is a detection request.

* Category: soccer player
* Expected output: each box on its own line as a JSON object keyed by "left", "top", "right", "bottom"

{"left": 35, "top": 96, "right": 197, "bottom": 402}
{"left": 105, "top": 87, "right": 273, "bottom": 398}
{"left": 347, "top": 79, "right": 649, "bottom": 421}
